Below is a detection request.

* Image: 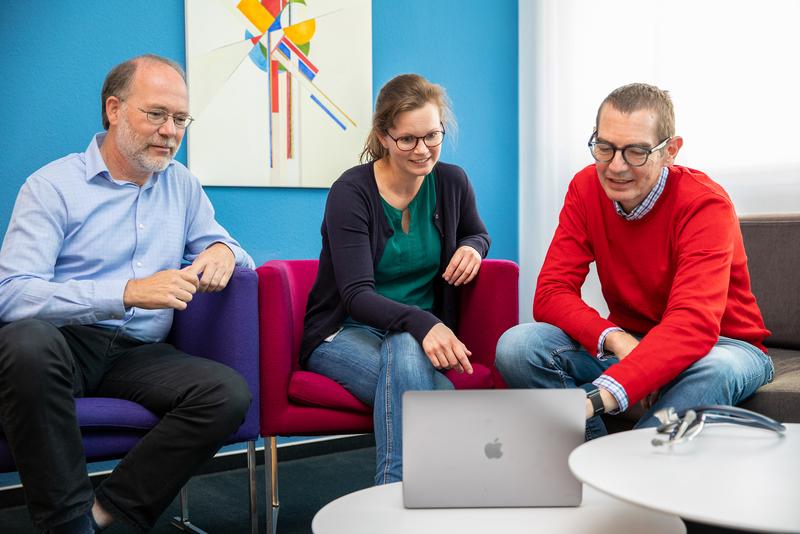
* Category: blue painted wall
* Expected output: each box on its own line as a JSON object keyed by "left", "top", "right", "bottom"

{"left": 0, "top": 0, "right": 517, "bottom": 265}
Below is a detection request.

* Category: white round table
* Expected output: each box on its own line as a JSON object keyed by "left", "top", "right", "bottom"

{"left": 312, "top": 481, "right": 685, "bottom": 533}
{"left": 569, "top": 423, "right": 800, "bottom": 533}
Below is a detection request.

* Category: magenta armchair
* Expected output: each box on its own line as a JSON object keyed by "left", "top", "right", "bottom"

{"left": 257, "top": 259, "right": 519, "bottom": 534}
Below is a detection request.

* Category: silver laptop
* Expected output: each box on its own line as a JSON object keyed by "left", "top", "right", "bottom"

{"left": 402, "top": 389, "right": 585, "bottom": 508}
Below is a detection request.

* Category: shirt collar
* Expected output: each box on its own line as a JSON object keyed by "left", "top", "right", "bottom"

{"left": 84, "top": 132, "right": 173, "bottom": 189}
{"left": 84, "top": 133, "right": 111, "bottom": 183}
{"left": 614, "top": 166, "right": 669, "bottom": 221}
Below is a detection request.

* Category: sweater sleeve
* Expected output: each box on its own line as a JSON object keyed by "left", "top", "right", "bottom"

{"left": 602, "top": 194, "right": 737, "bottom": 404}
{"left": 533, "top": 179, "right": 618, "bottom": 351}
{"left": 324, "top": 180, "right": 440, "bottom": 344}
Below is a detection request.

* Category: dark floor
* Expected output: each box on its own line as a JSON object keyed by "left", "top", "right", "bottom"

{"left": 0, "top": 445, "right": 374, "bottom": 534}
{"left": 0, "top": 444, "right": 758, "bottom": 533}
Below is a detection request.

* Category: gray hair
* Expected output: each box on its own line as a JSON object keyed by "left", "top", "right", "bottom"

{"left": 596, "top": 82, "right": 675, "bottom": 141}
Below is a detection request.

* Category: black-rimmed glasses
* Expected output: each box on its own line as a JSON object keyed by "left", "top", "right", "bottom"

{"left": 385, "top": 129, "right": 445, "bottom": 151}
{"left": 588, "top": 133, "right": 670, "bottom": 167}
{"left": 137, "top": 107, "right": 194, "bottom": 129}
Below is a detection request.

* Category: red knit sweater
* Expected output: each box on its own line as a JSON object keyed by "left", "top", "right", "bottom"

{"left": 534, "top": 164, "right": 770, "bottom": 405}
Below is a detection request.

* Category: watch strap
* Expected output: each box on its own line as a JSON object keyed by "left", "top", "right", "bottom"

{"left": 580, "top": 383, "right": 605, "bottom": 416}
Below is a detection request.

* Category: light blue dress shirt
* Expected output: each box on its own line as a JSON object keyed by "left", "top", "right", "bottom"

{"left": 0, "top": 133, "right": 255, "bottom": 343}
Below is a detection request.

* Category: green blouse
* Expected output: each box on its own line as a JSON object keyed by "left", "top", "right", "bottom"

{"left": 375, "top": 173, "right": 441, "bottom": 311}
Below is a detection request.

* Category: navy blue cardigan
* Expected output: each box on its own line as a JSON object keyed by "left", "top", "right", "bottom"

{"left": 299, "top": 161, "right": 491, "bottom": 364}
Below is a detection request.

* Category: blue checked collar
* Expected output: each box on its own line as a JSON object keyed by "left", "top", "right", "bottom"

{"left": 614, "top": 167, "right": 669, "bottom": 221}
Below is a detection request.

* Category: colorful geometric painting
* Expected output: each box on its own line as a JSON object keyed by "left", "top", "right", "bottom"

{"left": 185, "top": 0, "right": 372, "bottom": 187}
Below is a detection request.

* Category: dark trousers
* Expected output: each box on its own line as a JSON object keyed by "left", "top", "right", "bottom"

{"left": 0, "top": 319, "right": 251, "bottom": 531}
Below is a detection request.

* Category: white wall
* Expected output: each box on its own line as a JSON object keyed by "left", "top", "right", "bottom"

{"left": 518, "top": 0, "right": 800, "bottom": 321}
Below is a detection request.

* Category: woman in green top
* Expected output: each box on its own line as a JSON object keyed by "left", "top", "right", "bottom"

{"left": 302, "top": 74, "right": 490, "bottom": 484}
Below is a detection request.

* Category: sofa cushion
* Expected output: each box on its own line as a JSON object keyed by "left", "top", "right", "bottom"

{"left": 288, "top": 371, "right": 372, "bottom": 413}
{"left": 739, "top": 347, "right": 800, "bottom": 423}
{"left": 74, "top": 397, "right": 160, "bottom": 430}
{"left": 0, "top": 397, "right": 159, "bottom": 436}
{"left": 289, "top": 363, "right": 496, "bottom": 413}
{"left": 444, "top": 363, "right": 494, "bottom": 390}
{"left": 739, "top": 214, "right": 800, "bottom": 350}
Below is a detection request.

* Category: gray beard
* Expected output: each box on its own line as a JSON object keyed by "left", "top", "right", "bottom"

{"left": 116, "top": 117, "right": 176, "bottom": 174}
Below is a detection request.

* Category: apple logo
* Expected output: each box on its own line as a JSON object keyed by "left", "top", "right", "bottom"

{"left": 484, "top": 438, "right": 503, "bottom": 459}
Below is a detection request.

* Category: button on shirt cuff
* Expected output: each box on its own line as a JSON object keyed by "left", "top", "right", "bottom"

{"left": 597, "top": 326, "right": 623, "bottom": 360}
{"left": 593, "top": 374, "right": 629, "bottom": 414}
{"left": 94, "top": 279, "right": 129, "bottom": 320}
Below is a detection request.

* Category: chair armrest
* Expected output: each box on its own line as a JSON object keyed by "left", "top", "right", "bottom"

{"left": 256, "top": 260, "right": 319, "bottom": 429}
{"left": 169, "top": 267, "right": 259, "bottom": 439}
{"left": 457, "top": 260, "right": 519, "bottom": 385}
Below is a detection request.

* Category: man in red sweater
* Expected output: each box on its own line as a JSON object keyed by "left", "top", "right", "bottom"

{"left": 495, "top": 83, "right": 773, "bottom": 438}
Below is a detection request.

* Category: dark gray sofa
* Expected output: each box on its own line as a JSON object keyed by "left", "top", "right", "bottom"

{"left": 607, "top": 213, "right": 800, "bottom": 430}
{"left": 737, "top": 214, "right": 800, "bottom": 423}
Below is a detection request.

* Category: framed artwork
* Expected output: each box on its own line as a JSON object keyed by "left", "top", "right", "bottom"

{"left": 185, "top": 0, "right": 372, "bottom": 187}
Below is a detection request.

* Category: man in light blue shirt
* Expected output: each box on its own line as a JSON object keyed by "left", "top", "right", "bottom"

{"left": 0, "top": 54, "right": 255, "bottom": 533}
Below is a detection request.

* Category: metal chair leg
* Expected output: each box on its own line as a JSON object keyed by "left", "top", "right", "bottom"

{"left": 247, "top": 440, "right": 258, "bottom": 534}
{"left": 170, "top": 439, "right": 258, "bottom": 533}
{"left": 170, "top": 440, "right": 258, "bottom": 534}
{"left": 265, "top": 436, "right": 279, "bottom": 534}
{"left": 170, "top": 485, "right": 208, "bottom": 533}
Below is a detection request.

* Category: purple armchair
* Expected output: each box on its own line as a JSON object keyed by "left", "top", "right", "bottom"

{"left": 0, "top": 267, "right": 259, "bottom": 534}
{"left": 257, "top": 259, "right": 519, "bottom": 534}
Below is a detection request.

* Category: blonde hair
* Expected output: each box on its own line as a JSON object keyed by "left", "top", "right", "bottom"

{"left": 360, "top": 74, "right": 455, "bottom": 163}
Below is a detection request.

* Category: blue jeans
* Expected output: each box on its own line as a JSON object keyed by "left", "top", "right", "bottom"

{"left": 495, "top": 322, "right": 774, "bottom": 440}
{"left": 306, "top": 321, "right": 453, "bottom": 484}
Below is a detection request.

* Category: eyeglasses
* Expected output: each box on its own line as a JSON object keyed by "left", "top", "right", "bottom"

{"left": 137, "top": 108, "right": 194, "bottom": 129}
{"left": 385, "top": 129, "right": 445, "bottom": 151}
{"left": 651, "top": 405, "right": 786, "bottom": 448}
{"left": 588, "top": 133, "right": 670, "bottom": 167}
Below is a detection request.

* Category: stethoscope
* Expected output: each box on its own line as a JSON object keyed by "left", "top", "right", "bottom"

{"left": 651, "top": 405, "right": 786, "bottom": 447}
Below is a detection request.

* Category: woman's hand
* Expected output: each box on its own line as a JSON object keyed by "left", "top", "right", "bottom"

{"left": 422, "top": 323, "right": 473, "bottom": 374}
{"left": 442, "top": 246, "right": 482, "bottom": 286}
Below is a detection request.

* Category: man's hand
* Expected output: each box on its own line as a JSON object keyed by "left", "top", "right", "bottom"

{"left": 640, "top": 389, "right": 660, "bottom": 410}
{"left": 421, "top": 323, "right": 474, "bottom": 374}
{"left": 603, "top": 332, "right": 660, "bottom": 410}
{"left": 123, "top": 269, "right": 200, "bottom": 310}
{"left": 442, "top": 246, "right": 481, "bottom": 286}
{"left": 184, "top": 243, "right": 236, "bottom": 292}
{"left": 604, "top": 330, "right": 639, "bottom": 360}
